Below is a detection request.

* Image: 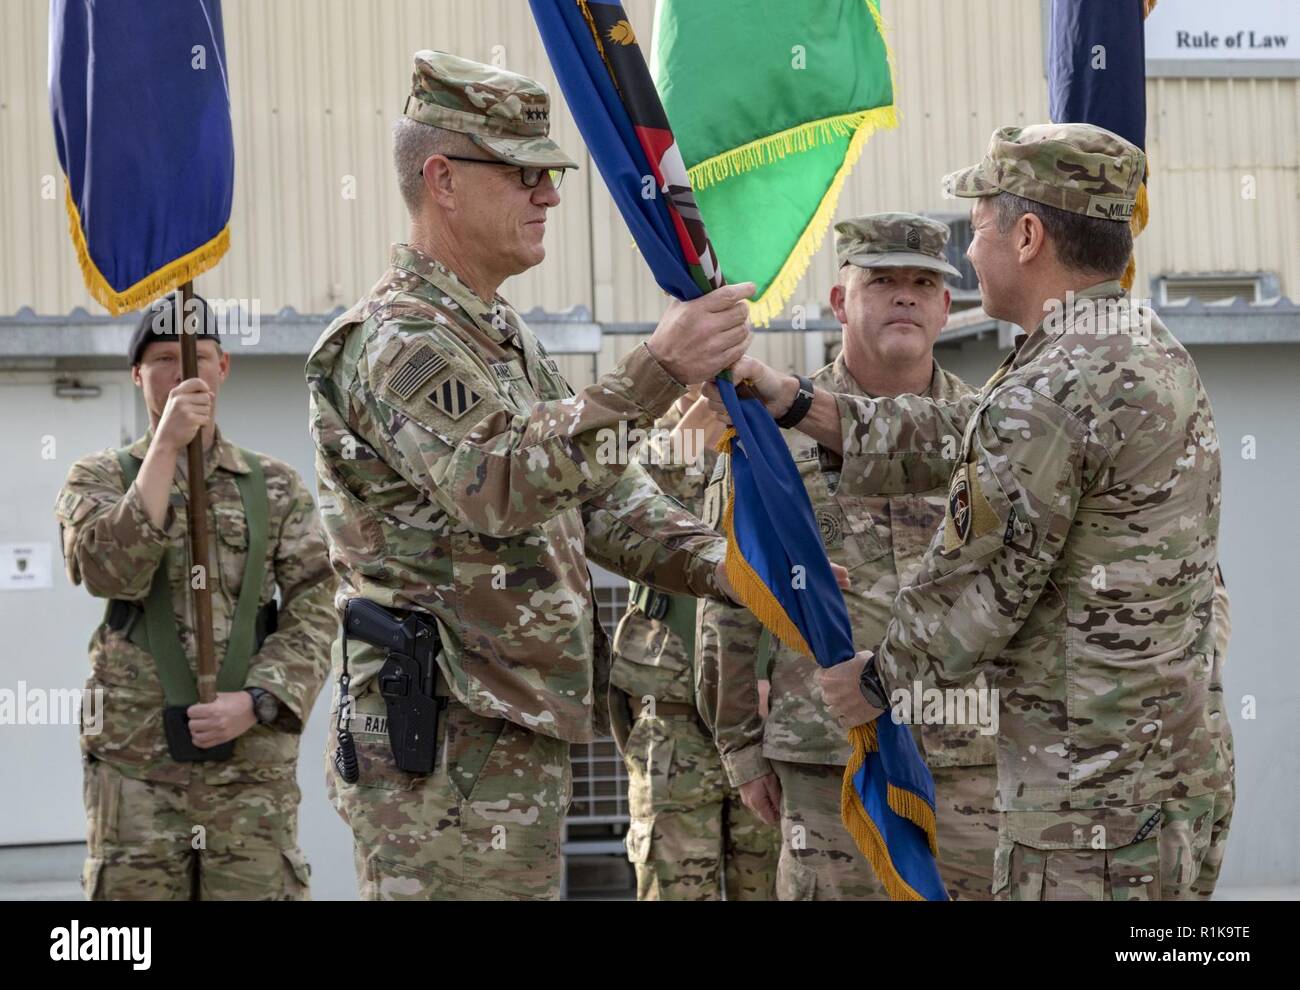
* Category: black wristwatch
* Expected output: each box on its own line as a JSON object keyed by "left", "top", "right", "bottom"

{"left": 245, "top": 687, "right": 280, "bottom": 726}
{"left": 858, "top": 654, "right": 889, "bottom": 711}
{"left": 775, "top": 375, "right": 815, "bottom": 429}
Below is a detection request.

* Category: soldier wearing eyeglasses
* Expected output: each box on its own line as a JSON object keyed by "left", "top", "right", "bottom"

{"left": 306, "top": 50, "right": 754, "bottom": 900}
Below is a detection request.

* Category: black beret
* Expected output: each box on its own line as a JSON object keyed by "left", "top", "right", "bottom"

{"left": 129, "top": 292, "right": 223, "bottom": 366}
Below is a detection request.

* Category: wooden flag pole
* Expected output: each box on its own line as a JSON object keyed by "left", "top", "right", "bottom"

{"left": 176, "top": 279, "right": 218, "bottom": 703}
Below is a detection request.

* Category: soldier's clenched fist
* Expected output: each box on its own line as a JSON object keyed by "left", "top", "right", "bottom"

{"left": 646, "top": 282, "right": 755, "bottom": 384}
{"left": 155, "top": 378, "right": 214, "bottom": 452}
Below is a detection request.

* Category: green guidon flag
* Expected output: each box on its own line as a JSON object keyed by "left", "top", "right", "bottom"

{"left": 651, "top": 0, "right": 897, "bottom": 324}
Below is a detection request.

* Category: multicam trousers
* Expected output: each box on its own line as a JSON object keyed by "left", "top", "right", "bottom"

{"left": 327, "top": 691, "right": 572, "bottom": 900}
{"left": 932, "top": 762, "right": 999, "bottom": 901}
{"left": 81, "top": 755, "right": 311, "bottom": 901}
{"left": 993, "top": 788, "right": 1235, "bottom": 901}
{"left": 622, "top": 712, "right": 779, "bottom": 900}
{"left": 770, "top": 759, "right": 998, "bottom": 901}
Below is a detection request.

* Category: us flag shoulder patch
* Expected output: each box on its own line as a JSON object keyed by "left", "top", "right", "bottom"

{"left": 427, "top": 376, "right": 484, "bottom": 420}
{"left": 387, "top": 344, "right": 448, "bottom": 400}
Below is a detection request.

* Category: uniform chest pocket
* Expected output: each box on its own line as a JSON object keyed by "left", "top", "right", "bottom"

{"left": 828, "top": 493, "right": 888, "bottom": 570}
{"left": 213, "top": 504, "right": 249, "bottom": 596}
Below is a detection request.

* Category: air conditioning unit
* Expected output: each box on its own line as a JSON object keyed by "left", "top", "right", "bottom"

{"left": 1158, "top": 274, "right": 1270, "bottom": 306}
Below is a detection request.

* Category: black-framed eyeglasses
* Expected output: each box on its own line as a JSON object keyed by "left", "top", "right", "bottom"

{"left": 426, "top": 155, "right": 565, "bottom": 190}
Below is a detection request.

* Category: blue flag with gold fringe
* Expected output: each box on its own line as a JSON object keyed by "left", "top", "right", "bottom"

{"left": 49, "top": 0, "right": 234, "bottom": 315}
{"left": 1049, "top": 0, "right": 1154, "bottom": 290}
{"left": 530, "top": 0, "right": 945, "bottom": 901}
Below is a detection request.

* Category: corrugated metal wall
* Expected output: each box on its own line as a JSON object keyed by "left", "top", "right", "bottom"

{"left": 2, "top": 0, "right": 1296, "bottom": 320}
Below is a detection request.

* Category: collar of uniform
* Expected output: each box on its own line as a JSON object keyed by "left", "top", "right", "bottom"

{"left": 130, "top": 426, "right": 249, "bottom": 477}
{"left": 389, "top": 242, "right": 517, "bottom": 345}
{"left": 825, "top": 350, "right": 946, "bottom": 400}
{"left": 1013, "top": 278, "right": 1127, "bottom": 370}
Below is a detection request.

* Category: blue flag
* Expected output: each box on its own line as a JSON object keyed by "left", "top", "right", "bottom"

{"left": 1048, "top": 0, "right": 1147, "bottom": 149}
{"left": 531, "top": 0, "right": 945, "bottom": 901}
{"left": 50, "top": 0, "right": 234, "bottom": 315}
{"left": 1049, "top": 0, "right": 1152, "bottom": 290}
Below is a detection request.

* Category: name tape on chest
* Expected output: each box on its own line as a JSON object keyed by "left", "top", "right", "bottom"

{"left": 387, "top": 344, "right": 449, "bottom": 400}
{"left": 490, "top": 360, "right": 526, "bottom": 384}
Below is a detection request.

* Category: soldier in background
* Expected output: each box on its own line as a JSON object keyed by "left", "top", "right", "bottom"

{"left": 698, "top": 215, "right": 998, "bottom": 900}
{"left": 611, "top": 387, "right": 779, "bottom": 900}
{"left": 307, "top": 51, "right": 752, "bottom": 901}
{"left": 722, "top": 125, "right": 1228, "bottom": 901}
{"left": 54, "top": 293, "right": 335, "bottom": 900}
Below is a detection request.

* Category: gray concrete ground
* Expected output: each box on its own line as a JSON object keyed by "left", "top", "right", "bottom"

{"left": 1, "top": 842, "right": 1294, "bottom": 902}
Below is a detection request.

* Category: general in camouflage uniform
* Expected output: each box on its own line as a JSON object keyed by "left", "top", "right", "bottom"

{"left": 54, "top": 295, "right": 336, "bottom": 900}
{"left": 731, "top": 125, "right": 1228, "bottom": 900}
{"left": 698, "top": 215, "right": 998, "bottom": 900}
{"left": 611, "top": 397, "right": 778, "bottom": 900}
{"left": 306, "top": 52, "right": 750, "bottom": 901}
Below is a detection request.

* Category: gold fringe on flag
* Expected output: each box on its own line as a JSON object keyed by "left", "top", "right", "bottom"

{"left": 742, "top": 105, "right": 898, "bottom": 328}
{"left": 683, "top": 0, "right": 899, "bottom": 327}
{"left": 715, "top": 427, "right": 814, "bottom": 657}
{"left": 63, "top": 180, "right": 230, "bottom": 316}
{"left": 840, "top": 721, "right": 940, "bottom": 902}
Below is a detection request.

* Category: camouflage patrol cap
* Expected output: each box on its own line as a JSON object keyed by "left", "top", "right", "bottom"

{"left": 404, "top": 50, "right": 577, "bottom": 170}
{"left": 834, "top": 212, "right": 961, "bottom": 278}
{"left": 943, "top": 123, "right": 1145, "bottom": 222}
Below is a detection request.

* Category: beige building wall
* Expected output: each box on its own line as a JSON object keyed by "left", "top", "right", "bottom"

{"left": 2, "top": 0, "right": 1296, "bottom": 327}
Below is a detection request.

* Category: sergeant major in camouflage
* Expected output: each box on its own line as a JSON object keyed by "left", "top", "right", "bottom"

{"left": 722, "top": 124, "right": 1228, "bottom": 901}
{"left": 698, "top": 214, "right": 999, "bottom": 900}
{"left": 611, "top": 393, "right": 779, "bottom": 900}
{"left": 54, "top": 293, "right": 336, "bottom": 900}
{"left": 306, "top": 50, "right": 753, "bottom": 901}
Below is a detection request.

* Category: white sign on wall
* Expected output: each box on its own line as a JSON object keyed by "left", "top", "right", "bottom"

{"left": 1, "top": 543, "right": 52, "bottom": 591}
{"left": 1146, "top": 0, "right": 1298, "bottom": 61}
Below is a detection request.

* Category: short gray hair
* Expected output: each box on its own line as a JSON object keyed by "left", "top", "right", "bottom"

{"left": 391, "top": 117, "right": 478, "bottom": 215}
{"left": 991, "top": 191, "right": 1132, "bottom": 278}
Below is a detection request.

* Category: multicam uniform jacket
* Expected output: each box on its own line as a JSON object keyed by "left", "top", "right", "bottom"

{"left": 305, "top": 244, "right": 727, "bottom": 743}
{"left": 833, "top": 282, "right": 1225, "bottom": 832}
{"left": 697, "top": 355, "right": 996, "bottom": 785}
{"left": 55, "top": 429, "right": 336, "bottom": 785}
{"left": 610, "top": 402, "right": 719, "bottom": 708}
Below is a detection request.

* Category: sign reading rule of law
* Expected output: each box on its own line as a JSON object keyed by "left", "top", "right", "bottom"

{"left": 1145, "top": 0, "right": 1298, "bottom": 62}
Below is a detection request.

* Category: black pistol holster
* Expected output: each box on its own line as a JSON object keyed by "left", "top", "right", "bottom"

{"left": 343, "top": 599, "right": 445, "bottom": 775}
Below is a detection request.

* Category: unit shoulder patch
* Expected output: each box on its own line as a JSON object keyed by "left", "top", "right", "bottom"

{"left": 427, "top": 375, "right": 484, "bottom": 420}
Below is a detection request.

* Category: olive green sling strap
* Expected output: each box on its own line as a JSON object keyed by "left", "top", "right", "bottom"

{"left": 109, "top": 447, "right": 269, "bottom": 706}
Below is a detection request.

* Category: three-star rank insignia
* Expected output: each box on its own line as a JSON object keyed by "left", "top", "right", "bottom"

{"left": 427, "top": 375, "right": 483, "bottom": 420}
